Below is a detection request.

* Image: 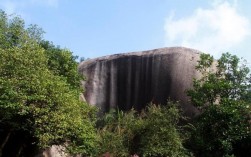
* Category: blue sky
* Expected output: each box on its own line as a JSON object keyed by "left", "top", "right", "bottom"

{"left": 0, "top": 0, "right": 251, "bottom": 64}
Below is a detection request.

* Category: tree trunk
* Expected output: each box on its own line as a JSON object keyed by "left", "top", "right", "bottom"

{"left": 0, "top": 131, "right": 11, "bottom": 156}
{"left": 16, "top": 144, "right": 24, "bottom": 157}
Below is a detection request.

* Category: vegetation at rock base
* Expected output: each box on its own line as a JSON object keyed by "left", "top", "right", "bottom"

{"left": 187, "top": 53, "right": 251, "bottom": 157}
{"left": 0, "top": 10, "right": 98, "bottom": 156}
{"left": 97, "top": 102, "right": 189, "bottom": 157}
{"left": 96, "top": 53, "right": 251, "bottom": 157}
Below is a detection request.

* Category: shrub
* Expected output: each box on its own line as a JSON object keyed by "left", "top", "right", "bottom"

{"left": 138, "top": 103, "right": 189, "bottom": 157}
{"left": 97, "top": 102, "right": 190, "bottom": 157}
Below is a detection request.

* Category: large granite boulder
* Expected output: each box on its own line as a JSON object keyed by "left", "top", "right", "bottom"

{"left": 78, "top": 47, "right": 202, "bottom": 117}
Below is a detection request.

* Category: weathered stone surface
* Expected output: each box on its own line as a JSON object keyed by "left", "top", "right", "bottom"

{"left": 78, "top": 47, "right": 201, "bottom": 117}
{"left": 35, "top": 145, "right": 81, "bottom": 157}
{"left": 35, "top": 145, "right": 67, "bottom": 157}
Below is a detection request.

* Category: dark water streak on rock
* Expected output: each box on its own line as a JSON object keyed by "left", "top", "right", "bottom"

{"left": 79, "top": 47, "right": 201, "bottom": 117}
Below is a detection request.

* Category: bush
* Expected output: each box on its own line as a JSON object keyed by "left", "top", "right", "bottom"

{"left": 139, "top": 103, "right": 189, "bottom": 157}
{"left": 97, "top": 109, "right": 141, "bottom": 156}
{"left": 97, "top": 102, "right": 190, "bottom": 157}
{"left": 187, "top": 100, "right": 251, "bottom": 157}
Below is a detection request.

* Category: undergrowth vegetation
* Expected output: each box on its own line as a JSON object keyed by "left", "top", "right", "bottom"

{"left": 97, "top": 102, "right": 190, "bottom": 157}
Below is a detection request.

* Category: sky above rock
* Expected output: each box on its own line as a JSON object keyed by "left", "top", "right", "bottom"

{"left": 0, "top": 0, "right": 250, "bottom": 65}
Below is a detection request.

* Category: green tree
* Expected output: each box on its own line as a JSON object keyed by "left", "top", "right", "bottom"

{"left": 0, "top": 10, "right": 98, "bottom": 156}
{"left": 187, "top": 53, "right": 251, "bottom": 157}
{"left": 39, "top": 40, "right": 83, "bottom": 89}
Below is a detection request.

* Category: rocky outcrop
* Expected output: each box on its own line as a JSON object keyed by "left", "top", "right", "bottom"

{"left": 78, "top": 47, "right": 202, "bottom": 117}
{"left": 36, "top": 145, "right": 81, "bottom": 157}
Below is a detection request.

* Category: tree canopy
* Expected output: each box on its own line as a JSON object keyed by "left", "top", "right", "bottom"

{"left": 187, "top": 53, "right": 251, "bottom": 157}
{"left": 0, "top": 10, "right": 98, "bottom": 156}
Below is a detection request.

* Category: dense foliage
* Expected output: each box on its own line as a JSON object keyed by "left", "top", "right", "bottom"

{"left": 0, "top": 10, "right": 98, "bottom": 156}
{"left": 187, "top": 53, "right": 251, "bottom": 157}
{"left": 98, "top": 102, "right": 189, "bottom": 157}
{"left": 39, "top": 40, "right": 83, "bottom": 89}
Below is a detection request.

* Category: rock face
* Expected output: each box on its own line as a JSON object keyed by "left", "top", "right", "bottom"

{"left": 36, "top": 145, "right": 81, "bottom": 157}
{"left": 78, "top": 47, "right": 202, "bottom": 117}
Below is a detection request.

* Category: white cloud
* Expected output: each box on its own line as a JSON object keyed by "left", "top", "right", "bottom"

{"left": 164, "top": 1, "right": 250, "bottom": 57}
